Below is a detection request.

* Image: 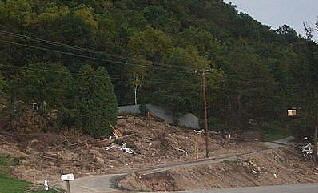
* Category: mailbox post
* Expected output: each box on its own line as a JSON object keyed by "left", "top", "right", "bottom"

{"left": 61, "top": 173, "right": 74, "bottom": 193}
{"left": 193, "top": 130, "right": 203, "bottom": 160}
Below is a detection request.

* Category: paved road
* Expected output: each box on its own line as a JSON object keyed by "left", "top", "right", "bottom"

{"left": 179, "top": 184, "right": 318, "bottom": 193}
{"left": 264, "top": 136, "right": 295, "bottom": 149}
{"left": 63, "top": 174, "right": 124, "bottom": 193}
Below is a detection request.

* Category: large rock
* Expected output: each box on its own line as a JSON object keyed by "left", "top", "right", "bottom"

{"left": 146, "top": 104, "right": 174, "bottom": 124}
{"left": 118, "top": 105, "right": 141, "bottom": 115}
{"left": 178, "top": 113, "right": 200, "bottom": 129}
{"left": 118, "top": 104, "right": 199, "bottom": 129}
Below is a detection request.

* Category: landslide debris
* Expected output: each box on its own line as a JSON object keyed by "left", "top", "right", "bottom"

{"left": 0, "top": 115, "right": 265, "bottom": 187}
{"left": 118, "top": 147, "right": 318, "bottom": 191}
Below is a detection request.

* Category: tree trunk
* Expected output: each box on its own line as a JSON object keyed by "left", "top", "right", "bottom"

{"left": 237, "top": 94, "right": 242, "bottom": 126}
{"left": 134, "top": 86, "right": 138, "bottom": 105}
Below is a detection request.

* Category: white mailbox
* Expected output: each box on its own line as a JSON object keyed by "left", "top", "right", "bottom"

{"left": 61, "top": 173, "right": 74, "bottom": 181}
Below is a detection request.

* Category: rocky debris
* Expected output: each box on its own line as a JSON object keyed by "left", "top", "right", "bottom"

{"left": 0, "top": 115, "right": 266, "bottom": 187}
{"left": 118, "top": 147, "right": 318, "bottom": 191}
{"left": 118, "top": 171, "right": 180, "bottom": 192}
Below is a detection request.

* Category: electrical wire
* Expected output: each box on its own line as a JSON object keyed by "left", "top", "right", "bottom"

{"left": 0, "top": 27, "right": 210, "bottom": 72}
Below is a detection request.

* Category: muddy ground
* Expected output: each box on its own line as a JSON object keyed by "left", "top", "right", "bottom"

{"left": 117, "top": 147, "right": 318, "bottom": 191}
{"left": 0, "top": 115, "right": 266, "bottom": 187}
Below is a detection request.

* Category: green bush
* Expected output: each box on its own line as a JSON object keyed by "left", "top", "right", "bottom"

{"left": 263, "top": 121, "right": 292, "bottom": 141}
{"left": 76, "top": 65, "right": 118, "bottom": 137}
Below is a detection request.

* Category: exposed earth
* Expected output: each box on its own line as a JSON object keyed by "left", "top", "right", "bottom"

{"left": 118, "top": 147, "right": 318, "bottom": 191}
{"left": 0, "top": 115, "right": 317, "bottom": 192}
{"left": 0, "top": 115, "right": 265, "bottom": 188}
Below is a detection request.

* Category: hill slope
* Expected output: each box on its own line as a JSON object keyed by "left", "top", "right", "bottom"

{"left": 0, "top": 0, "right": 317, "bottom": 134}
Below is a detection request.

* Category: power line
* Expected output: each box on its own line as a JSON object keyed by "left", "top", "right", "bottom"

{"left": 0, "top": 39, "right": 124, "bottom": 65}
{"left": 0, "top": 37, "right": 204, "bottom": 75}
{"left": 0, "top": 28, "right": 204, "bottom": 72}
{"left": 2, "top": 64, "right": 203, "bottom": 87}
{"left": 0, "top": 27, "right": 128, "bottom": 62}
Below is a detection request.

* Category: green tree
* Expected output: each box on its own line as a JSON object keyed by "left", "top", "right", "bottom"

{"left": 127, "top": 27, "right": 172, "bottom": 64}
{"left": 77, "top": 64, "right": 117, "bottom": 137}
{"left": 6, "top": 62, "right": 73, "bottom": 131}
{"left": 11, "top": 62, "right": 73, "bottom": 113}
{"left": 127, "top": 56, "right": 151, "bottom": 105}
{"left": 152, "top": 47, "right": 210, "bottom": 114}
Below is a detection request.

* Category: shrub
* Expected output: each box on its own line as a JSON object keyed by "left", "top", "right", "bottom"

{"left": 76, "top": 65, "right": 118, "bottom": 137}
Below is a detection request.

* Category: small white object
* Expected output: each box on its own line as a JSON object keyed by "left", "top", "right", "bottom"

{"left": 44, "top": 180, "right": 49, "bottom": 191}
{"left": 114, "top": 132, "right": 119, "bottom": 139}
{"left": 288, "top": 109, "right": 296, "bottom": 116}
{"left": 273, "top": 173, "right": 277, "bottom": 178}
{"left": 120, "top": 143, "right": 135, "bottom": 154}
{"left": 302, "top": 143, "right": 313, "bottom": 155}
{"left": 61, "top": 173, "right": 75, "bottom": 181}
{"left": 105, "top": 143, "right": 117, "bottom": 151}
{"left": 194, "top": 130, "right": 203, "bottom": 135}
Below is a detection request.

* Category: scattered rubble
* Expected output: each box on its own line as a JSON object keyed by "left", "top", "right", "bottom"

{"left": 118, "top": 147, "right": 318, "bottom": 191}
{"left": 0, "top": 115, "right": 266, "bottom": 187}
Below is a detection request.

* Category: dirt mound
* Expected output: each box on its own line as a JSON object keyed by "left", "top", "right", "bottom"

{"left": 118, "top": 171, "right": 180, "bottom": 192}
{"left": 118, "top": 147, "right": 318, "bottom": 191}
{"left": 0, "top": 115, "right": 266, "bottom": 187}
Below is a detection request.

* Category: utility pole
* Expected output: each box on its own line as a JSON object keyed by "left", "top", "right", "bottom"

{"left": 313, "top": 92, "right": 318, "bottom": 163}
{"left": 200, "top": 70, "right": 209, "bottom": 158}
{"left": 314, "top": 124, "right": 317, "bottom": 163}
{"left": 314, "top": 98, "right": 318, "bottom": 163}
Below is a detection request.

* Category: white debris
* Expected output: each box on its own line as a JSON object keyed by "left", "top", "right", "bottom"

{"left": 105, "top": 142, "right": 135, "bottom": 154}
{"left": 273, "top": 173, "right": 277, "bottom": 178}
{"left": 194, "top": 130, "right": 204, "bottom": 135}
{"left": 302, "top": 143, "right": 313, "bottom": 156}
{"left": 105, "top": 143, "right": 118, "bottom": 151}
{"left": 120, "top": 143, "right": 135, "bottom": 154}
{"left": 114, "top": 132, "right": 119, "bottom": 139}
{"left": 176, "top": 148, "right": 188, "bottom": 156}
{"left": 44, "top": 180, "right": 49, "bottom": 191}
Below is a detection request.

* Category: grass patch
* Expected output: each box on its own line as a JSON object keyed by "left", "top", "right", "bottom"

{"left": 263, "top": 122, "right": 292, "bottom": 141}
{"left": 0, "top": 155, "right": 59, "bottom": 193}
{"left": 0, "top": 175, "right": 29, "bottom": 193}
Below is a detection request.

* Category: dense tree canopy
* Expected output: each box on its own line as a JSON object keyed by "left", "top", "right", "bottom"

{"left": 0, "top": 0, "right": 318, "bottom": 137}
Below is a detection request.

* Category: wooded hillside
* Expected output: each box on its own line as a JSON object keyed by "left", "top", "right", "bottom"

{"left": 0, "top": 0, "right": 317, "bottom": 137}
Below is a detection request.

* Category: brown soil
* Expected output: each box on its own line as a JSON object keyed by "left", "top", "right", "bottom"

{"left": 0, "top": 115, "right": 266, "bottom": 187}
{"left": 117, "top": 147, "right": 318, "bottom": 191}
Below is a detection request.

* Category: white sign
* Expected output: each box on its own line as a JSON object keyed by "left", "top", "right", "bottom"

{"left": 288, "top": 110, "right": 297, "bottom": 116}
{"left": 61, "top": 173, "right": 74, "bottom": 181}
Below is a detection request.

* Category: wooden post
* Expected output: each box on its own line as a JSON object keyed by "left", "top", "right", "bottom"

{"left": 61, "top": 173, "right": 74, "bottom": 193}
{"left": 314, "top": 93, "right": 318, "bottom": 163}
{"left": 202, "top": 71, "right": 209, "bottom": 158}
{"left": 66, "top": 181, "right": 71, "bottom": 193}
{"left": 194, "top": 135, "right": 198, "bottom": 160}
